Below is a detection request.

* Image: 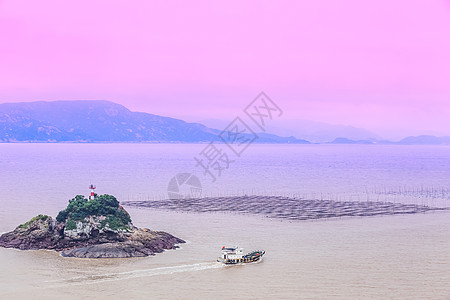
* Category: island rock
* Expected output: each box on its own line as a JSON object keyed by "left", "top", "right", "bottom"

{"left": 0, "top": 195, "right": 184, "bottom": 258}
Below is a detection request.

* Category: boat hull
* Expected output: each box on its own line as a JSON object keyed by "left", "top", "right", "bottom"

{"left": 217, "top": 250, "right": 265, "bottom": 265}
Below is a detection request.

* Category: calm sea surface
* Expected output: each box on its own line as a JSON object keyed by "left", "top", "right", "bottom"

{"left": 0, "top": 144, "right": 450, "bottom": 299}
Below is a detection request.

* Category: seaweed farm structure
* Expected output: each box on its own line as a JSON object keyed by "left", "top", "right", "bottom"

{"left": 123, "top": 196, "right": 448, "bottom": 221}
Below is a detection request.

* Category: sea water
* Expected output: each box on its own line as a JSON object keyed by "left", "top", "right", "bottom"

{"left": 0, "top": 143, "right": 450, "bottom": 299}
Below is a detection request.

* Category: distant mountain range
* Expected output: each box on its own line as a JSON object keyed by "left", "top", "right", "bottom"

{"left": 262, "top": 119, "right": 382, "bottom": 143}
{"left": 392, "top": 135, "right": 450, "bottom": 145}
{"left": 0, "top": 100, "right": 448, "bottom": 145}
{"left": 197, "top": 118, "right": 382, "bottom": 143}
{"left": 0, "top": 100, "right": 308, "bottom": 143}
{"left": 328, "top": 136, "right": 450, "bottom": 145}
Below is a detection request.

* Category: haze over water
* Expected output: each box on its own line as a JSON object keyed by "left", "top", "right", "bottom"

{"left": 1, "top": 143, "right": 450, "bottom": 299}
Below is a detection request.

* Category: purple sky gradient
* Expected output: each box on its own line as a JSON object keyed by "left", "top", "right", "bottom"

{"left": 1, "top": 0, "right": 450, "bottom": 138}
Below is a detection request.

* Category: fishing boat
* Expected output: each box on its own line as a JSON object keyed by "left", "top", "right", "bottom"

{"left": 217, "top": 246, "right": 265, "bottom": 264}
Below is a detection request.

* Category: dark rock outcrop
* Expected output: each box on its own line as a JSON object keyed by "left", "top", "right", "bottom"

{"left": 0, "top": 215, "right": 184, "bottom": 258}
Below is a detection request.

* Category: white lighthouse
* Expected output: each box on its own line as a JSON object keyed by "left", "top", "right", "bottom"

{"left": 89, "top": 184, "right": 96, "bottom": 200}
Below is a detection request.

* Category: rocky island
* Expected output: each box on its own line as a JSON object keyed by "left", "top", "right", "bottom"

{"left": 0, "top": 194, "right": 185, "bottom": 258}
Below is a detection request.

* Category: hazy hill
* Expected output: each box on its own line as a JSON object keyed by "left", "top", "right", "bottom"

{"left": 199, "top": 118, "right": 382, "bottom": 143}
{"left": 329, "top": 137, "right": 375, "bottom": 144}
{"left": 396, "top": 135, "right": 450, "bottom": 145}
{"left": 329, "top": 135, "right": 450, "bottom": 145}
{"left": 0, "top": 100, "right": 309, "bottom": 143}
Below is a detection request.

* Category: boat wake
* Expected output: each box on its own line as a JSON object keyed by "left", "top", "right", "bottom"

{"left": 44, "top": 262, "right": 224, "bottom": 288}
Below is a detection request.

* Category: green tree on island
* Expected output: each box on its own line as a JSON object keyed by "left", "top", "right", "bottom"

{"left": 56, "top": 194, "right": 131, "bottom": 230}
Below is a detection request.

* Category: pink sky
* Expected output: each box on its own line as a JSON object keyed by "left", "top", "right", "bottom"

{"left": 1, "top": 0, "right": 450, "bottom": 138}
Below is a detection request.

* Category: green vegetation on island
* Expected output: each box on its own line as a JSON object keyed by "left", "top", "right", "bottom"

{"left": 56, "top": 194, "right": 132, "bottom": 230}
{"left": 19, "top": 214, "right": 49, "bottom": 229}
